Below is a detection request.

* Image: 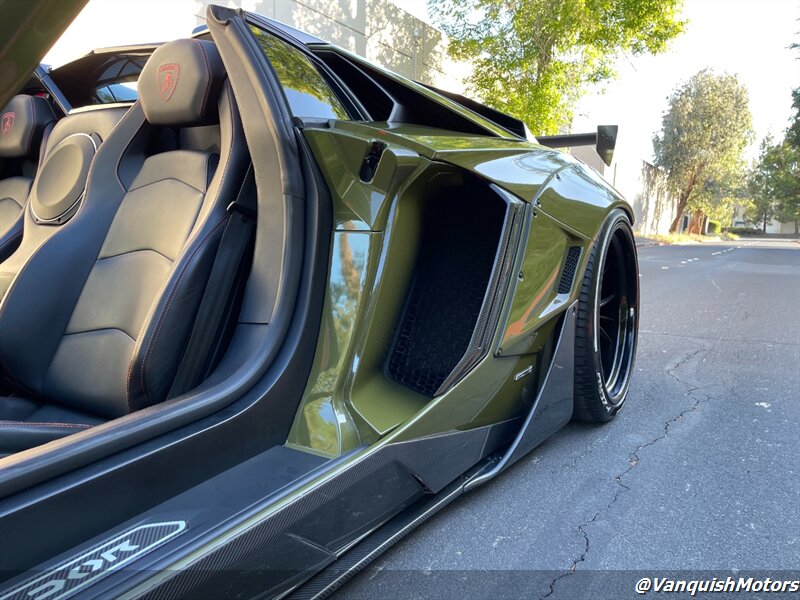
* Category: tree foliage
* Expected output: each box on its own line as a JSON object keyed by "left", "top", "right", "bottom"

{"left": 787, "top": 87, "right": 800, "bottom": 148}
{"left": 748, "top": 137, "right": 800, "bottom": 233}
{"left": 652, "top": 70, "right": 753, "bottom": 232}
{"left": 782, "top": 86, "right": 800, "bottom": 232}
{"left": 428, "top": 0, "right": 685, "bottom": 134}
{"left": 746, "top": 137, "right": 780, "bottom": 232}
{"left": 691, "top": 172, "right": 746, "bottom": 225}
{"left": 788, "top": 37, "right": 800, "bottom": 148}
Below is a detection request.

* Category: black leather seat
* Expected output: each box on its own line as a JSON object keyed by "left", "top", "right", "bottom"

{"left": 0, "top": 39, "right": 249, "bottom": 457}
{"left": 0, "top": 105, "right": 127, "bottom": 299}
{"left": 0, "top": 95, "right": 56, "bottom": 262}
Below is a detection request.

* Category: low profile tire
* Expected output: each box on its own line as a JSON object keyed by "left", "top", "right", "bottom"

{"left": 573, "top": 209, "right": 639, "bottom": 422}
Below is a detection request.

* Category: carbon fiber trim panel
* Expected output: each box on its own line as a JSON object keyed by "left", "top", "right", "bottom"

{"left": 125, "top": 422, "right": 514, "bottom": 600}
{"left": 502, "top": 305, "right": 575, "bottom": 466}
{"left": 287, "top": 460, "right": 495, "bottom": 600}
{"left": 466, "top": 302, "right": 576, "bottom": 490}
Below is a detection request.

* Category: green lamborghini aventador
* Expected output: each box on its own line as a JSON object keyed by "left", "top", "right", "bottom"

{"left": 0, "top": 2, "right": 638, "bottom": 598}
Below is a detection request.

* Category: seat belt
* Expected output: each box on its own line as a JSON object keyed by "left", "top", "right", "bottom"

{"left": 168, "top": 163, "right": 256, "bottom": 399}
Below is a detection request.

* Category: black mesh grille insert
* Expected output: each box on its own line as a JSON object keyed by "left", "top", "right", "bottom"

{"left": 557, "top": 246, "right": 582, "bottom": 294}
{"left": 386, "top": 190, "right": 506, "bottom": 397}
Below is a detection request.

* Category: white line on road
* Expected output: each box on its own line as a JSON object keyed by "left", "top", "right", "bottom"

{"left": 710, "top": 279, "right": 722, "bottom": 292}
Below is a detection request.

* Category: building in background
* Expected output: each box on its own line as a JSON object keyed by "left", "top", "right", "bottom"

{"left": 192, "top": 0, "right": 465, "bottom": 92}
{"left": 731, "top": 205, "right": 797, "bottom": 235}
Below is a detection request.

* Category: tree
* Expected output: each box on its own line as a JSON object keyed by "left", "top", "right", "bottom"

{"left": 787, "top": 87, "right": 800, "bottom": 148}
{"left": 746, "top": 139, "right": 780, "bottom": 233}
{"left": 780, "top": 86, "right": 800, "bottom": 233}
{"left": 653, "top": 70, "right": 753, "bottom": 232}
{"left": 688, "top": 172, "right": 746, "bottom": 233}
{"left": 428, "top": 0, "right": 686, "bottom": 134}
{"left": 777, "top": 148, "right": 800, "bottom": 235}
{"left": 787, "top": 35, "right": 800, "bottom": 147}
{"left": 748, "top": 139, "right": 800, "bottom": 234}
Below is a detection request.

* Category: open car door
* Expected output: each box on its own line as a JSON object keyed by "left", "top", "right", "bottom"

{"left": 0, "top": 0, "right": 86, "bottom": 108}
{"left": 0, "top": 6, "right": 335, "bottom": 599}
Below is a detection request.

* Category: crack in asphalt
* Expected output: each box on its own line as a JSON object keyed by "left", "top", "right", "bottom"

{"left": 541, "top": 347, "right": 708, "bottom": 599}
{"left": 557, "top": 435, "right": 602, "bottom": 474}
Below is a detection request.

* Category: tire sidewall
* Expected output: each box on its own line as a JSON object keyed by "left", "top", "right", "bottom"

{"left": 586, "top": 210, "right": 638, "bottom": 418}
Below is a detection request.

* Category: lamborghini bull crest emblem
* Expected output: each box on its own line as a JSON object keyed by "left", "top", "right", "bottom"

{"left": 157, "top": 63, "right": 180, "bottom": 101}
{"left": 1, "top": 112, "right": 15, "bottom": 136}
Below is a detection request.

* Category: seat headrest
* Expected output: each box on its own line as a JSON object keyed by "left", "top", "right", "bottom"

{"left": 0, "top": 95, "right": 56, "bottom": 158}
{"left": 139, "top": 39, "right": 226, "bottom": 127}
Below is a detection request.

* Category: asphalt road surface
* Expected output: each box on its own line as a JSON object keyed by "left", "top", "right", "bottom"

{"left": 336, "top": 239, "right": 800, "bottom": 600}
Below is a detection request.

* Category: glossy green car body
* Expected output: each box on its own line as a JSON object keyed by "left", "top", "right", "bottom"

{"left": 288, "top": 119, "right": 631, "bottom": 459}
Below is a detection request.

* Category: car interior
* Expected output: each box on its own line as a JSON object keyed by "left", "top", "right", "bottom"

{"left": 0, "top": 37, "right": 253, "bottom": 458}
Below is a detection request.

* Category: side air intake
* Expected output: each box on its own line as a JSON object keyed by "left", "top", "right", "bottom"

{"left": 386, "top": 184, "right": 509, "bottom": 397}
{"left": 557, "top": 246, "right": 582, "bottom": 294}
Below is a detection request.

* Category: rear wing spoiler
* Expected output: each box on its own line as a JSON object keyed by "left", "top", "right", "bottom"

{"left": 418, "top": 83, "right": 619, "bottom": 166}
{"left": 536, "top": 125, "right": 618, "bottom": 167}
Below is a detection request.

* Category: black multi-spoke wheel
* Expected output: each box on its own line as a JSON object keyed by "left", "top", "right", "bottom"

{"left": 573, "top": 209, "right": 639, "bottom": 422}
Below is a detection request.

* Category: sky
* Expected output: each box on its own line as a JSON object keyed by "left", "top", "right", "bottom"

{"left": 572, "top": 0, "right": 800, "bottom": 162}
{"left": 43, "top": 1, "right": 198, "bottom": 65}
{"left": 45, "top": 0, "right": 799, "bottom": 163}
